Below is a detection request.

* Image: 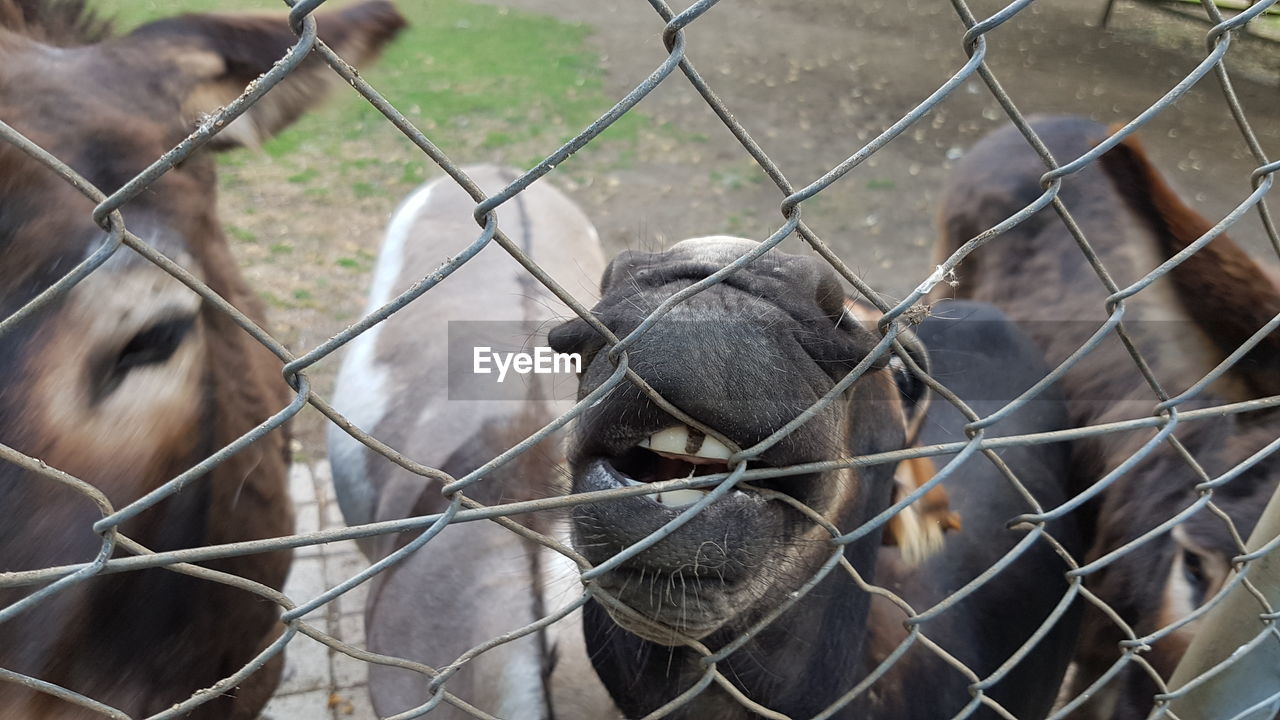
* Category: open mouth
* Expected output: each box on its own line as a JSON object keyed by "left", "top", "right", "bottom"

{"left": 573, "top": 422, "right": 810, "bottom": 637}
{"left": 574, "top": 420, "right": 835, "bottom": 646}
{"left": 607, "top": 425, "right": 740, "bottom": 507}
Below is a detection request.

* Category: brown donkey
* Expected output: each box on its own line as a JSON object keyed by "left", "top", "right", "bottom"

{"left": 935, "top": 115, "right": 1280, "bottom": 718}
{"left": 0, "top": 1, "right": 402, "bottom": 717}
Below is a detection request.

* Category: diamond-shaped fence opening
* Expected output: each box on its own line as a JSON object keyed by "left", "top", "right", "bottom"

{"left": 1, "top": 0, "right": 1279, "bottom": 718}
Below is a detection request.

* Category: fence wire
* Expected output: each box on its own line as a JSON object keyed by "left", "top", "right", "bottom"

{"left": 1, "top": 0, "right": 1279, "bottom": 718}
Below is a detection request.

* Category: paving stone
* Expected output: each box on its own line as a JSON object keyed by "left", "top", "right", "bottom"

{"left": 295, "top": 501, "right": 321, "bottom": 537}
{"left": 334, "top": 580, "right": 369, "bottom": 617}
{"left": 277, "top": 631, "right": 331, "bottom": 695}
{"left": 312, "top": 461, "right": 337, "bottom": 502}
{"left": 324, "top": 552, "right": 369, "bottom": 588}
{"left": 336, "top": 613, "right": 366, "bottom": 646}
{"left": 327, "top": 687, "right": 379, "bottom": 719}
{"left": 325, "top": 539, "right": 364, "bottom": 558}
{"left": 331, "top": 647, "right": 370, "bottom": 690}
{"left": 288, "top": 464, "right": 314, "bottom": 504}
{"left": 262, "top": 688, "right": 332, "bottom": 720}
{"left": 269, "top": 460, "right": 376, "bottom": 719}
{"left": 282, "top": 556, "right": 328, "bottom": 621}
{"left": 321, "top": 498, "right": 346, "bottom": 529}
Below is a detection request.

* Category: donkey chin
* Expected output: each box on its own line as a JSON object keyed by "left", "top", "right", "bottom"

{"left": 550, "top": 235, "right": 905, "bottom": 647}
{"left": 572, "top": 448, "right": 829, "bottom": 644}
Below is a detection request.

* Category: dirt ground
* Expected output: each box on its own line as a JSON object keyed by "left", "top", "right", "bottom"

{"left": 233, "top": 0, "right": 1280, "bottom": 459}
{"left": 496, "top": 0, "right": 1280, "bottom": 268}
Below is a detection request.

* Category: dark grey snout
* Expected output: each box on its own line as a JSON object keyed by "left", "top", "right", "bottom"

{"left": 552, "top": 236, "right": 898, "bottom": 641}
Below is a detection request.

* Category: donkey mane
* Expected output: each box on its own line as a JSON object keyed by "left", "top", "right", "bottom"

{"left": 1097, "top": 133, "right": 1280, "bottom": 400}
{"left": 0, "top": 0, "right": 111, "bottom": 46}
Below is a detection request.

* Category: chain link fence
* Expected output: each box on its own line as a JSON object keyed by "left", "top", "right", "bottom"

{"left": 1, "top": 0, "right": 1279, "bottom": 718}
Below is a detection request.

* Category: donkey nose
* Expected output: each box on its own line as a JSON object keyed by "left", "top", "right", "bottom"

{"left": 666, "top": 235, "right": 763, "bottom": 264}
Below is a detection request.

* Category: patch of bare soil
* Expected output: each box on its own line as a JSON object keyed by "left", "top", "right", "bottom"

{"left": 487, "top": 0, "right": 1280, "bottom": 272}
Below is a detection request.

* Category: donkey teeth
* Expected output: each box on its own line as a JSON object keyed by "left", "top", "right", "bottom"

{"left": 638, "top": 426, "right": 732, "bottom": 462}
{"left": 654, "top": 489, "right": 708, "bottom": 507}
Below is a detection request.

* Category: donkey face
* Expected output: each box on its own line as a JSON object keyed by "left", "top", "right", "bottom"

{"left": 550, "top": 236, "right": 910, "bottom": 643}
{"left": 0, "top": 1, "right": 404, "bottom": 553}
{"left": 0, "top": 2, "right": 403, "bottom": 714}
{"left": 1080, "top": 418, "right": 1277, "bottom": 717}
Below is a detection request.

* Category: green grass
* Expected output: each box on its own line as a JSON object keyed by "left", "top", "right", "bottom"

{"left": 342, "top": 0, "right": 646, "bottom": 152}
{"left": 1162, "top": 0, "right": 1278, "bottom": 13}
{"left": 97, "top": 0, "right": 261, "bottom": 25}
{"left": 94, "top": 0, "right": 648, "bottom": 167}
{"left": 225, "top": 225, "right": 258, "bottom": 243}
{"left": 710, "top": 167, "right": 764, "bottom": 191}
{"left": 287, "top": 168, "right": 320, "bottom": 185}
{"left": 399, "top": 162, "right": 426, "bottom": 185}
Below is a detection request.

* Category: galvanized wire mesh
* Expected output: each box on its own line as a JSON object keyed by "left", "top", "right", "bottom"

{"left": 1, "top": 0, "right": 1279, "bottom": 718}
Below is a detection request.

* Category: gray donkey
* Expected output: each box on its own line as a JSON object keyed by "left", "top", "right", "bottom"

{"left": 328, "top": 167, "right": 619, "bottom": 719}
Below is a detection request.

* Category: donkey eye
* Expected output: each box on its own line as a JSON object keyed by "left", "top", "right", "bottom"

{"left": 92, "top": 315, "right": 196, "bottom": 401}
{"left": 116, "top": 316, "right": 195, "bottom": 373}
{"left": 1182, "top": 548, "right": 1208, "bottom": 603}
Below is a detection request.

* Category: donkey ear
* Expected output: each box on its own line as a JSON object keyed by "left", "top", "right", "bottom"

{"left": 127, "top": 1, "right": 405, "bottom": 149}
{"left": 1098, "top": 131, "right": 1280, "bottom": 402}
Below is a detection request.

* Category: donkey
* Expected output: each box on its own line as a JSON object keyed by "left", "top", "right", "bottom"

{"left": 546, "top": 237, "right": 1083, "bottom": 718}
{"left": 329, "top": 166, "right": 621, "bottom": 718}
{"left": 934, "top": 115, "right": 1280, "bottom": 718}
{"left": 0, "top": 2, "right": 403, "bottom": 717}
